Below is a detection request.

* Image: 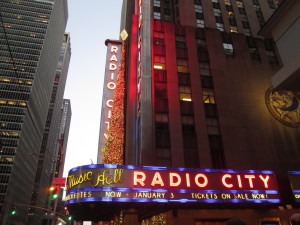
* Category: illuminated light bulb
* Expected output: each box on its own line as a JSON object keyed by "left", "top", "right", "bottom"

{"left": 154, "top": 65, "right": 163, "bottom": 69}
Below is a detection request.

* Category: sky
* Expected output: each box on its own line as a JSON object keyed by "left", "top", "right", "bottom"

{"left": 62, "top": 0, "right": 123, "bottom": 177}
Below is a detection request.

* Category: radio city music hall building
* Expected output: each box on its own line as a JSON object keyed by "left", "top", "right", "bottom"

{"left": 65, "top": 0, "right": 300, "bottom": 224}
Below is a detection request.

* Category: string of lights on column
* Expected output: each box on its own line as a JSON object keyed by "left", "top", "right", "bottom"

{"left": 102, "top": 43, "right": 126, "bottom": 165}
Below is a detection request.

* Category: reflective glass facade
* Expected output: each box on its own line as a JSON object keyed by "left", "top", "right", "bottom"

{"left": 0, "top": 0, "right": 68, "bottom": 223}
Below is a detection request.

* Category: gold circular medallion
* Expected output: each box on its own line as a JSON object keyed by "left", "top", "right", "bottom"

{"left": 266, "top": 89, "right": 300, "bottom": 127}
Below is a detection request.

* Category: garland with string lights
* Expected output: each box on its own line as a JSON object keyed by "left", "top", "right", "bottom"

{"left": 102, "top": 43, "right": 126, "bottom": 165}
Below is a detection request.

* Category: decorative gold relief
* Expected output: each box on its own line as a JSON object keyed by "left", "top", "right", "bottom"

{"left": 266, "top": 89, "right": 300, "bottom": 127}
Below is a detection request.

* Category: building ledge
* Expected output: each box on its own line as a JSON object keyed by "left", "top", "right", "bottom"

{"left": 258, "top": 0, "right": 296, "bottom": 37}
{"left": 272, "top": 59, "right": 300, "bottom": 91}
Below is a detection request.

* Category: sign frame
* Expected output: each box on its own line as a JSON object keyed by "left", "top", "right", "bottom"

{"left": 65, "top": 164, "right": 280, "bottom": 205}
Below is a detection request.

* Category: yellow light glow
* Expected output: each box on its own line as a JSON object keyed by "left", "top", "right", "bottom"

{"left": 19, "top": 102, "right": 27, "bottom": 106}
{"left": 182, "top": 98, "right": 192, "bottom": 102}
{"left": 49, "top": 186, "right": 55, "bottom": 191}
{"left": 154, "top": 65, "right": 163, "bottom": 69}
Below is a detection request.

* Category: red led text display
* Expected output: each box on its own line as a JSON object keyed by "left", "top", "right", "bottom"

{"left": 66, "top": 164, "right": 280, "bottom": 205}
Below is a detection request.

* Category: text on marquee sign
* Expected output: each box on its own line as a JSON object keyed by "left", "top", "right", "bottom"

{"left": 65, "top": 164, "right": 280, "bottom": 205}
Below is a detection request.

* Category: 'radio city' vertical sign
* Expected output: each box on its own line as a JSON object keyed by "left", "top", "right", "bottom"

{"left": 98, "top": 40, "right": 122, "bottom": 163}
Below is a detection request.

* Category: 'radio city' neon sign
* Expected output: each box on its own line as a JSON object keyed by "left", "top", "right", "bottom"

{"left": 99, "top": 40, "right": 122, "bottom": 147}
{"left": 66, "top": 164, "right": 280, "bottom": 205}
{"left": 103, "top": 44, "right": 119, "bottom": 138}
{"left": 133, "top": 171, "right": 270, "bottom": 189}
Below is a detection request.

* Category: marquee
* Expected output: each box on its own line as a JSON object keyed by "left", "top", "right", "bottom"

{"left": 65, "top": 164, "right": 280, "bottom": 205}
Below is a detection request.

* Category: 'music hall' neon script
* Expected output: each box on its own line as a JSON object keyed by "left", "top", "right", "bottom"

{"left": 65, "top": 164, "right": 280, "bottom": 205}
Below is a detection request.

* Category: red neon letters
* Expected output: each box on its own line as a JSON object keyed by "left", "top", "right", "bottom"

{"left": 133, "top": 171, "right": 271, "bottom": 189}
{"left": 103, "top": 44, "right": 120, "bottom": 140}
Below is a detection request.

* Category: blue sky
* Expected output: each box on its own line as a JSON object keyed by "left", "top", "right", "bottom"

{"left": 63, "top": 0, "right": 122, "bottom": 176}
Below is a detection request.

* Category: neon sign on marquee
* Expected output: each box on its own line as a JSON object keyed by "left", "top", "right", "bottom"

{"left": 66, "top": 164, "right": 280, "bottom": 205}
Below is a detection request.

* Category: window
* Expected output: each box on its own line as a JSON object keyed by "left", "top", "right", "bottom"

{"left": 195, "top": 5, "right": 203, "bottom": 13}
{"left": 246, "top": 37, "right": 257, "bottom": 48}
{"left": 213, "top": 8, "right": 221, "bottom": 16}
{"left": 180, "top": 101, "right": 194, "bottom": 115}
{"left": 216, "top": 23, "right": 224, "bottom": 31}
{"left": 175, "top": 25, "right": 185, "bottom": 36}
{"left": 249, "top": 47, "right": 260, "bottom": 60}
{"left": 155, "top": 113, "right": 168, "bottom": 122}
{"left": 229, "top": 18, "right": 237, "bottom": 26}
{"left": 177, "top": 59, "right": 188, "bottom": 66}
{"left": 176, "top": 41, "right": 186, "bottom": 48}
{"left": 175, "top": 35, "right": 185, "bottom": 42}
{"left": 182, "top": 115, "right": 194, "bottom": 125}
{"left": 201, "top": 76, "right": 214, "bottom": 88}
{"left": 156, "top": 148, "right": 171, "bottom": 167}
{"left": 242, "top": 21, "right": 250, "bottom": 28}
{"left": 244, "top": 28, "right": 252, "bottom": 36}
{"left": 154, "top": 63, "right": 166, "bottom": 70}
{"left": 154, "top": 0, "right": 160, "bottom": 7}
{"left": 199, "top": 62, "right": 211, "bottom": 76}
{"left": 155, "top": 131, "right": 170, "bottom": 148}
{"left": 178, "top": 73, "right": 191, "bottom": 85}
{"left": 177, "top": 66, "right": 189, "bottom": 73}
{"left": 230, "top": 26, "right": 238, "bottom": 33}
{"left": 179, "top": 86, "right": 192, "bottom": 101}
{"left": 215, "top": 16, "right": 223, "bottom": 23}
{"left": 264, "top": 39, "right": 274, "bottom": 51}
{"left": 156, "top": 122, "right": 169, "bottom": 131}
{"left": 155, "top": 99, "right": 168, "bottom": 112}
{"left": 164, "top": 8, "right": 171, "bottom": 15}
{"left": 155, "top": 82, "right": 167, "bottom": 98}
{"left": 196, "top": 38, "right": 206, "bottom": 46}
{"left": 154, "top": 70, "right": 167, "bottom": 83}
{"left": 238, "top": 7, "right": 246, "bottom": 14}
{"left": 209, "top": 135, "right": 225, "bottom": 169}
{"left": 203, "top": 89, "right": 215, "bottom": 104}
{"left": 196, "top": 12, "right": 204, "bottom": 20}
{"left": 266, "top": 50, "right": 277, "bottom": 63}
{"left": 236, "top": 1, "right": 243, "bottom": 8}
{"left": 198, "top": 50, "right": 210, "bottom": 62}
{"left": 224, "top": 0, "right": 231, "bottom": 5}
{"left": 154, "top": 44, "right": 166, "bottom": 56}
{"left": 196, "top": 19, "right": 204, "bottom": 28}
{"left": 226, "top": 4, "right": 233, "bottom": 11}
{"left": 183, "top": 134, "right": 199, "bottom": 168}
{"left": 207, "top": 118, "right": 220, "bottom": 135}
{"left": 223, "top": 43, "right": 234, "bottom": 55}
{"left": 154, "top": 12, "right": 161, "bottom": 20}
{"left": 176, "top": 47, "right": 188, "bottom": 58}
{"left": 194, "top": 0, "right": 202, "bottom": 5}
{"left": 212, "top": 2, "right": 220, "bottom": 9}
{"left": 154, "top": 6, "right": 161, "bottom": 12}
{"left": 154, "top": 55, "right": 166, "bottom": 63}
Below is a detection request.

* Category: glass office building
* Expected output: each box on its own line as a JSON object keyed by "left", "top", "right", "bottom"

{"left": 0, "top": 0, "right": 68, "bottom": 223}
